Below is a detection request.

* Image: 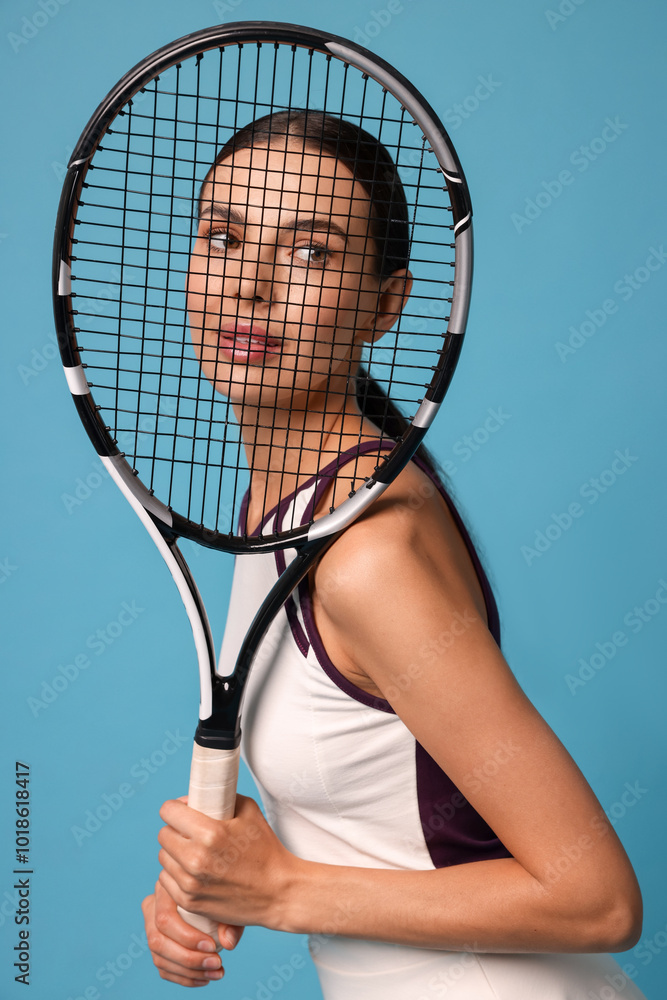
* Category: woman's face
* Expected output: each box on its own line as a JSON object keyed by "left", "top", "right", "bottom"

{"left": 187, "top": 142, "right": 401, "bottom": 413}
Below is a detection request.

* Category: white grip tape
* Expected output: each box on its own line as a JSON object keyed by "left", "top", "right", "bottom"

{"left": 177, "top": 743, "right": 241, "bottom": 947}
{"left": 186, "top": 743, "right": 240, "bottom": 820}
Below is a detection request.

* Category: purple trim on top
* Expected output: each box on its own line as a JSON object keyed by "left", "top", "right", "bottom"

{"left": 299, "top": 575, "right": 396, "bottom": 714}
{"left": 300, "top": 438, "right": 392, "bottom": 526}
{"left": 241, "top": 439, "right": 391, "bottom": 538}
{"left": 271, "top": 441, "right": 512, "bottom": 868}
{"left": 239, "top": 444, "right": 500, "bottom": 651}
{"left": 415, "top": 741, "right": 512, "bottom": 867}
{"left": 265, "top": 440, "right": 394, "bottom": 665}
{"left": 293, "top": 439, "right": 398, "bottom": 713}
{"left": 294, "top": 442, "right": 502, "bottom": 709}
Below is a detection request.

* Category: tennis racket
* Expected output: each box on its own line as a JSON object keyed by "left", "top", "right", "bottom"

{"left": 52, "top": 21, "right": 473, "bottom": 944}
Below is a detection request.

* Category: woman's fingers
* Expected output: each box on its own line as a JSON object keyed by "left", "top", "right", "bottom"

{"left": 153, "top": 879, "right": 217, "bottom": 949}
{"left": 142, "top": 884, "right": 226, "bottom": 987}
{"left": 220, "top": 923, "right": 245, "bottom": 949}
{"left": 155, "top": 953, "right": 221, "bottom": 987}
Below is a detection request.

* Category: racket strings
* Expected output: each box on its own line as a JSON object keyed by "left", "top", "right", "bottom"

{"left": 68, "top": 38, "right": 457, "bottom": 540}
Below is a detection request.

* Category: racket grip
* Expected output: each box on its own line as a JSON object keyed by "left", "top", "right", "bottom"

{"left": 177, "top": 742, "right": 241, "bottom": 948}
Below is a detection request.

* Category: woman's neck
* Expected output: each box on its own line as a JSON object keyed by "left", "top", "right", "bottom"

{"left": 236, "top": 380, "right": 370, "bottom": 534}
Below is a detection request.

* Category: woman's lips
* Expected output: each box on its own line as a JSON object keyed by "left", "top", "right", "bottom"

{"left": 217, "top": 324, "right": 282, "bottom": 364}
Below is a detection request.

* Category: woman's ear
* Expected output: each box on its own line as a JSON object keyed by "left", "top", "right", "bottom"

{"left": 358, "top": 268, "right": 413, "bottom": 345}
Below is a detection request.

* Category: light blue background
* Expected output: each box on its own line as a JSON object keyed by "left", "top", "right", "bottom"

{"left": 1, "top": 1, "right": 665, "bottom": 997}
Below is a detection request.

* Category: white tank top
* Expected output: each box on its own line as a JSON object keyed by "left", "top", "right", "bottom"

{"left": 219, "top": 447, "right": 647, "bottom": 1000}
{"left": 221, "top": 446, "right": 510, "bottom": 874}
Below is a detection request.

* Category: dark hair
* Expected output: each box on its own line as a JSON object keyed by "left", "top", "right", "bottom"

{"left": 205, "top": 108, "right": 440, "bottom": 474}
{"left": 205, "top": 111, "right": 497, "bottom": 622}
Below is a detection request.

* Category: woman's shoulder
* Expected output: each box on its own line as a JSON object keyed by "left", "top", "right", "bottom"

{"left": 307, "top": 456, "right": 494, "bottom": 699}
{"left": 312, "top": 456, "right": 490, "bottom": 629}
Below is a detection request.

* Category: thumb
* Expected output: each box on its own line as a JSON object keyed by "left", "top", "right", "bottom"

{"left": 218, "top": 923, "right": 245, "bottom": 950}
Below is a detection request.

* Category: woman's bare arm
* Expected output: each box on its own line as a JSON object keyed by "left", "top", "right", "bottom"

{"left": 153, "top": 468, "right": 642, "bottom": 957}
{"left": 281, "top": 471, "right": 644, "bottom": 953}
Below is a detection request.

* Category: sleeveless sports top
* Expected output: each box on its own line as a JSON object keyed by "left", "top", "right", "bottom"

{"left": 219, "top": 442, "right": 512, "bottom": 872}
{"left": 218, "top": 444, "right": 651, "bottom": 1000}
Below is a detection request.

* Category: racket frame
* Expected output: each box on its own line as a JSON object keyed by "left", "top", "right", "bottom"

{"left": 52, "top": 23, "right": 474, "bottom": 939}
{"left": 53, "top": 20, "right": 472, "bottom": 550}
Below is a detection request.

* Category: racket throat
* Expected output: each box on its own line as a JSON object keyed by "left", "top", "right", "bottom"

{"left": 194, "top": 537, "right": 334, "bottom": 752}
{"left": 195, "top": 674, "right": 243, "bottom": 750}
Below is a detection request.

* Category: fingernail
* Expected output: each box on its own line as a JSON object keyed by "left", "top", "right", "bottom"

{"left": 203, "top": 956, "right": 221, "bottom": 970}
{"left": 204, "top": 970, "right": 224, "bottom": 980}
{"left": 197, "top": 940, "right": 217, "bottom": 953}
{"left": 223, "top": 929, "right": 239, "bottom": 949}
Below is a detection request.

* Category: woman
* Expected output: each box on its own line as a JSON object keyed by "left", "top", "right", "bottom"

{"left": 141, "top": 110, "right": 646, "bottom": 997}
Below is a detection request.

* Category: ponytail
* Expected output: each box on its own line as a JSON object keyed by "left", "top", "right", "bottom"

{"left": 355, "top": 367, "right": 441, "bottom": 477}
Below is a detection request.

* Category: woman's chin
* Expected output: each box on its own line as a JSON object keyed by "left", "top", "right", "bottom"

{"left": 194, "top": 353, "right": 351, "bottom": 417}
{"left": 207, "top": 373, "right": 290, "bottom": 413}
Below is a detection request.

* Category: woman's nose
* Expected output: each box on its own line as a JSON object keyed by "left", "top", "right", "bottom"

{"left": 234, "top": 241, "right": 275, "bottom": 303}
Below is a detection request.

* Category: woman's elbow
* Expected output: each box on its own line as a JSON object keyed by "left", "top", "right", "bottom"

{"left": 586, "top": 882, "right": 643, "bottom": 953}
{"left": 543, "top": 866, "right": 644, "bottom": 953}
{"left": 601, "top": 892, "right": 643, "bottom": 952}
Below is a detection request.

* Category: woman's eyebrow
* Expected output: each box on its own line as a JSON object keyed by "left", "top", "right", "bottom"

{"left": 200, "top": 203, "right": 244, "bottom": 224}
{"left": 200, "top": 203, "right": 348, "bottom": 243}
{"left": 284, "top": 216, "right": 349, "bottom": 243}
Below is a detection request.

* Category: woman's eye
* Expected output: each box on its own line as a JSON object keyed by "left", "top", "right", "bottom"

{"left": 293, "top": 244, "right": 331, "bottom": 267}
{"left": 207, "top": 229, "right": 238, "bottom": 254}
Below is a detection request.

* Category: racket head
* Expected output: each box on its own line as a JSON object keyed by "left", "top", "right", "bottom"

{"left": 53, "top": 21, "right": 472, "bottom": 553}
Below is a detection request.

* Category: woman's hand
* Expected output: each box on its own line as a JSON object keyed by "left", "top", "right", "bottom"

{"left": 156, "top": 793, "right": 298, "bottom": 933}
{"left": 142, "top": 880, "right": 243, "bottom": 987}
